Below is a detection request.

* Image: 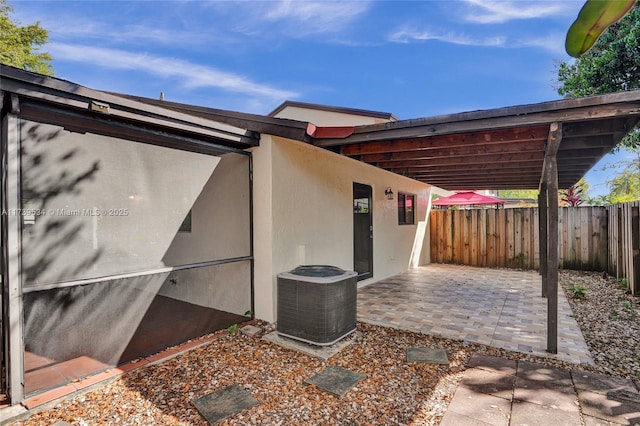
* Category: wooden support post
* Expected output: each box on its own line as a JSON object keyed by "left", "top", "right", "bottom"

{"left": 546, "top": 157, "right": 559, "bottom": 354}
{"left": 539, "top": 183, "right": 548, "bottom": 297}
{"left": 543, "top": 122, "right": 561, "bottom": 355}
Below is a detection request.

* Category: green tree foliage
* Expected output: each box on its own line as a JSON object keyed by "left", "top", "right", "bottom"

{"left": 608, "top": 169, "right": 640, "bottom": 203}
{"left": 496, "top": 189, "right": 539, "bottom": 200}
{"left": 557, "top": 2, "right": 640, "bottom": 151}
{"left": 590, "top": 151, "right": 640, "bottom": 205}
{"left": 558, "top": 3, "right": 640, "bottom": 98}
{"left": 0, "top": 0, "right": 53, "bottom": 75}
{"left": 495, "top": 189, "right": 538, "bottom": 207}
{"left": 559, "top": 2, "right": 640, "bottom": 205}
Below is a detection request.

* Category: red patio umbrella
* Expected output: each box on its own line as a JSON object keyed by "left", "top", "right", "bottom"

{"left": 432, "top": 191, "right": 505, "bottom": 208}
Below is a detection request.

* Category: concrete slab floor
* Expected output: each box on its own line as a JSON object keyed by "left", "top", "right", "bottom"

{"left": 358, "top": 264, "right": 593, "bottom": 365}
{"left": 262, "top": 331, "right": 359, "bottom": 361}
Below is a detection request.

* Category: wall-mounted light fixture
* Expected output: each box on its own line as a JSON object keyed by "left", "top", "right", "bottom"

{"left": 385, "top": 187, "right": 394, "bottom": 200}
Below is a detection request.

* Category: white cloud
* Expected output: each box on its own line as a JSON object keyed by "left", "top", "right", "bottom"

{"left": 38, "top": 15, "right": 234, "bottom": 50}
{"left": 48, "top": 43, "right": 297, "bottom": 101}
{"left": 19, "top": 1, "right": 370, "bottom": 49}
{"left": 266, "top": 0, "right": 368, "bottom": 28}
{"left": 389, "top": 26, "right": 566, "bottom": 54}
{"left": 462, "top": 0, "right": 575, "bottom": 24}
{"left": 389, "top": 28, "right": 506, "bottom": 47}
{"left": 223, "top": 0, "right": 370, "bottom": 37}
{"left": 513, "top": 32, "right": 567, "bottom": 55}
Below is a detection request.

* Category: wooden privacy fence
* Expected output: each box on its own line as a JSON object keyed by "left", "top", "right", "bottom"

{"left": 429, "top": 207, "right": 608, "bottom": 271}
{"left": 606, "top": 201, "right": 640, "bottom": 294}
{"left": 429, "top": 203, "right": 640, "bottom": 294}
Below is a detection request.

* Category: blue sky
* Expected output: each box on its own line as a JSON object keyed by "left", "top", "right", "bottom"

{"left": 10, "top": 0, "right": 629, "bottom": 197}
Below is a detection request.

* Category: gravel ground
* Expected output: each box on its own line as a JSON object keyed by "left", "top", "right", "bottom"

{"left": 11, "top": 269, "right": 640, "bottom": 425}
{"left": 559, "top": 269, "right": 640, "bottom": 380}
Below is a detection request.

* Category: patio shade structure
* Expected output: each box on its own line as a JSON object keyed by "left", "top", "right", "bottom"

{"left": 138, "top": 89, "right": 640, "bottom": 355}
{"left": 298, "top": 90, "right": 640, "bottom": 355}
{"left": 432, "top": 191, "right": 505, "bottom": 208}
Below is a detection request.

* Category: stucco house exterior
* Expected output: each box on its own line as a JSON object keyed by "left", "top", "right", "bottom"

{"left": 4, "top": 63, "right": 639, "bottom": 407}
{"left": 0, "top": 66, "right": 435, "bottom": 404}
{"left": 253, "top": 100, "right": 436, "bottom": 323}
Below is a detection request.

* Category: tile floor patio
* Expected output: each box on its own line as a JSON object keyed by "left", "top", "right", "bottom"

{"left": 357, "top": 264, "right": 593, "bottom": 365}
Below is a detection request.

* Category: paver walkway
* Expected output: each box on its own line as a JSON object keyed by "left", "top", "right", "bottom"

{"left": 358, "top": 264, "right": 592, "bottom": 364}
{"left": 443, "top": 353, "right": 640, "bottom": 425}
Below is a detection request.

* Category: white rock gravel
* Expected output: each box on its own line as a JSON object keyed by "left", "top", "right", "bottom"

{"left": 11, "top": 269, "right": 640, "bottom": 425}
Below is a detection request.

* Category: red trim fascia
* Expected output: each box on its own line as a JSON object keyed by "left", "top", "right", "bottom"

{"left": 306, "top": 123, "right": 355, "bottom": 139}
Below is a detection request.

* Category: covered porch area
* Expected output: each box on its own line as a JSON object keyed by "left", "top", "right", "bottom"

{"left": 357, "top": 264, "right": 592, "bottom": 365}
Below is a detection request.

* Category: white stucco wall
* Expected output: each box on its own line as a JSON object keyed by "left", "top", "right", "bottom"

{"left": 251, "top": 135, "right": 432, "bottom": 323}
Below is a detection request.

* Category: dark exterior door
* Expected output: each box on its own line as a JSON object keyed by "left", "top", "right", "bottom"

{"left": 353, "top": 182, "right": 373, "bottom": 281}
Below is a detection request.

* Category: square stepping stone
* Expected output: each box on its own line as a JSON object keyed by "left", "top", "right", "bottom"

{"left": 407, "top": 347, "right": 449, "bottom": 365}
{"left": 240, "top": 325, "right": 262, "bottom": 337}
{"left": 304, "top": 366, "right": 366, "bottom": 398}
{"left": 192, "top": 384, "right": 259, "bottom": 424}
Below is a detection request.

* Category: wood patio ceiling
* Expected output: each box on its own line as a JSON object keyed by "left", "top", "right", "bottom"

{"left": 311, "top": 91, "right": 640, "bottom": 190}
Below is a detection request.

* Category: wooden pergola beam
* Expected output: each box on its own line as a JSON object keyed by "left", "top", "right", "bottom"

{"left": 393, "top": 165, "right": 544, "bottom": 175}
{"left": 420, "top": 177, "right": 543, "bottom": 186}
{"left": 558, "top": 135, "right": 616, "bottom": 150}
{"left": 376, "top": 159, "right": 540, "bottom": 173}
{"left": 316, "top": 101, "right": 640, "bottom": 147}
{"left": 408, "top": 170, "right": 544, "bottom": 180}
{"left": 373, "top": 153, "right": 545, "bottom": 168}
{"left": 356, "top": 142, "right": 545, "bottom": 163}
{"left": 437, "top": 183, "right": 540, "bottom": 190}
{"left": 562, "top": 116, "right": 638, "bottom": 138}
{"left": 340, "top": 126, "right": 549, "bottom": 156}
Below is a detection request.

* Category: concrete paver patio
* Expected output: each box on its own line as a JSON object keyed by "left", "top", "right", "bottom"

{"left": 442, "top": 353, "right": 640, "bottom": 426}
{"left": 357, "top": 264, "right": 593, "bottom": 365}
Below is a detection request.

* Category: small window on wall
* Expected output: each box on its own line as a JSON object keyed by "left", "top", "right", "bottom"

{"left": 398, "top": 193, "right": 415, "bottom": 225}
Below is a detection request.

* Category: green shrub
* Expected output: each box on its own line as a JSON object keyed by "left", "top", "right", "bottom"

{"left": 618, "top": 277, "right": 629, "bottom": 290}
{"left": 622, "top": 300, "right": 637, "bottom": 317}
{"left": 568, "top": 285, "right": 587, "bottom": 299}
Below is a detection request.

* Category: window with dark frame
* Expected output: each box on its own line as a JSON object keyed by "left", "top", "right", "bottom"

{"left": 398, "top": 192, "right": 415, "bottom": 225}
